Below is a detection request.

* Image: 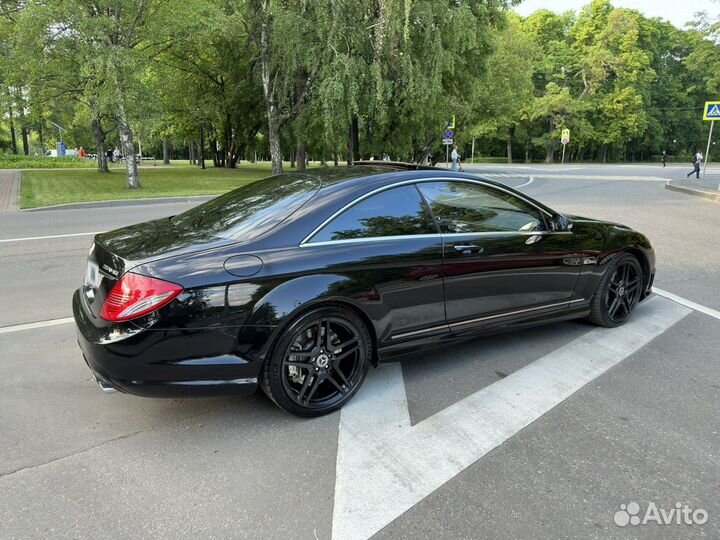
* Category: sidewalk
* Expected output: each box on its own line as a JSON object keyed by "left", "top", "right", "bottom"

{"left": 665, "top": 175, "right": 720, "bottom": 203}
{"left": 0, "top": 170, "right": 20, "bottom": 212}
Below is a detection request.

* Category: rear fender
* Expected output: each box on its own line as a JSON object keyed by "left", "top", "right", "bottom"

{"left": 235, "top": 274, "right": 368, "bottom": 362}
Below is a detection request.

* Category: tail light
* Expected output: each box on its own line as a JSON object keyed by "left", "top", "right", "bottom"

{"left": 100, "top": 272, "right": 183, "bottom": 322}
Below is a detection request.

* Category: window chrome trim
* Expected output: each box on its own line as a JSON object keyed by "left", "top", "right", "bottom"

{"left": 389, "top": 298, "right": 586, "bottom": 340}
{"left": 300, "top": 233, "right": 443, "bottom": 248}
{"left": 300, "top": 177, "right": 556, "bottom": 246}
{"left": 299, "top": 230, "right": 572, "bottom": 248}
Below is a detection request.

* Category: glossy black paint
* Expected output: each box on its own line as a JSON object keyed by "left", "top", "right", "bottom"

{"left": 74, "top": 167, "right": 655, "bottom": 397}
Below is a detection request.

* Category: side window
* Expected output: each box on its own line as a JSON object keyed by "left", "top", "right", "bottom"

{"left": 310, "top": 185, "right": 437, "bottom": 242}
{"left": 417, "top": 181, "right": 544, "bottom": 234}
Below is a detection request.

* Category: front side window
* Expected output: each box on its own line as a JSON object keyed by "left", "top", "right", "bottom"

{"left": 310, "top": 185, "right": 437, "bottom": 242}
{"left": 417, "top": 181, "right": 544, "bottom": 234}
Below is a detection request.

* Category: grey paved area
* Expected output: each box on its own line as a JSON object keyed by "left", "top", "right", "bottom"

{"left": 1, "top": 164, "right": 719, "bottom": 540}
{"left": 0, "top": 170, "right": 19, "bottom": 212}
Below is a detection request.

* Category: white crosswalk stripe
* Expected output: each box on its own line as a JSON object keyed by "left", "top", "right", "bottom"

{"left": 333, "top": 296, "right": 691, "bottom": 540}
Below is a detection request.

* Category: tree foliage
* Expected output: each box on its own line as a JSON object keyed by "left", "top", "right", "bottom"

{"left": 1, "top": 0, "right": 719, "bottom": 181}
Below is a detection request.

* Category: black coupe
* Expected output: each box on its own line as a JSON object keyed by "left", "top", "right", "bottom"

{"left": 73, "top": 163, "right": 655, "bottom": 416}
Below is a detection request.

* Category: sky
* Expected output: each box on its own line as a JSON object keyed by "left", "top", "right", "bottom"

{"left": 514, "top": 0, "right": 717, "bottom": 29}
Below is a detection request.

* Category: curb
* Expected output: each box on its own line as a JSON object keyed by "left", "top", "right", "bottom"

{"left": 23, "top": 195, "right": 215, "bottom": 212}
{"left": 664, "top": 181, "right": 720, "bottom": 203}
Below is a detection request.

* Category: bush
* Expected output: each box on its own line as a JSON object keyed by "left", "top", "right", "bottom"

{"left": 469, "top": 156, "right": 512, "bottom": 164}
{"left": 0, "top": 154, "right": 96, "bottom": 169}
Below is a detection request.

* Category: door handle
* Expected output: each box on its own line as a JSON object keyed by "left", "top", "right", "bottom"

{"left": 453, "top": 244, "right": 483, "bottom": 254}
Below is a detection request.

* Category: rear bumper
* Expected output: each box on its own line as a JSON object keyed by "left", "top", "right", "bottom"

{"left": 73, "top": 289, "right": 260, "bottom": 398}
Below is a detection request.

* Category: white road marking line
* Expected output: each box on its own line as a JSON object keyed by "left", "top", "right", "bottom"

{"left": 0, "top": 231, "right": 100, "bottom": 243}
{"left": 654, "top": 288, "right": 720, "bottom": 321}
{"left": 332, "top": 296, "right": 690, "bottom": 540}
{"left": 515, "top": 175, "right": 534, "bottom": 189}
{"left": 532, "top": 174, "right": 668, "bottom": 182}
{"left": 0, "top": 317, "right": 75, "bottom": 335}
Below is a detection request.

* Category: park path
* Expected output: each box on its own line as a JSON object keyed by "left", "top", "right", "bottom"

{"left": 0, "top": 170, "right": 20, "bottom": 212}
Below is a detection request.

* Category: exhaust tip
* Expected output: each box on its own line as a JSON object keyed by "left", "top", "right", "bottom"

{"left": 95, "top": 377, "right": 118, "bottom": 394}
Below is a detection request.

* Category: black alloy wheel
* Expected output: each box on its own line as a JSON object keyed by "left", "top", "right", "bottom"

{"left": 589, "top": 253, "right": 643, "bottom": 328}
{"left": 261, "top": 306, "right": 371, "bottom": 416}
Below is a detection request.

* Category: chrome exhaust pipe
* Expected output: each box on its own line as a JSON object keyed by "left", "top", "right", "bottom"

{"left": 95, "top": 377, "right": 117, "bottom": 394}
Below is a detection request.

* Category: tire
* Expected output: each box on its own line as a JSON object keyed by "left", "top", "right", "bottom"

{"left": 260, "top": 305, "right": 372, "bottom": 417}
{"left": 588, "top": 253, "right": 643, "bottom": 328}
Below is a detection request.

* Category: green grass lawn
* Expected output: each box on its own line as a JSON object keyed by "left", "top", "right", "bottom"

{"left": 19, "top": 165, "right": 275, "bottom": 208}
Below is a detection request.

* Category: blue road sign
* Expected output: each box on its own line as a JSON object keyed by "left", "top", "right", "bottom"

{"left": 443, "top": 130, "right": 454, "bottom": 139}
{"left": 703, "top": 101, "right": 720, "bottom": 121}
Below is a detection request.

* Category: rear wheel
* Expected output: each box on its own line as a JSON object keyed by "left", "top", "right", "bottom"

{"left": 588, "top": 253, "right": 643, "bottom": 328}
{"left": 261, "top": 306, "right": 371, "bottom": 417}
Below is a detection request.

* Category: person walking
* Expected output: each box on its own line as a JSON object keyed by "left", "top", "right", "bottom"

{"left": 687, "top": 151, "right": 702, "bottom": 179}
{"left": 451, "top": 145, "right": 459, "bottom": 171}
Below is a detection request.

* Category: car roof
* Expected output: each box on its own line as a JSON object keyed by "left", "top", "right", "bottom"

{"left": 305, "top": 165, "right": 519, "bottom": 197}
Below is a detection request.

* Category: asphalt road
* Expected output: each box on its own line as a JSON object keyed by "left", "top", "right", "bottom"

{"left": 1, "top": 164, "right": 719, "bottom": 539}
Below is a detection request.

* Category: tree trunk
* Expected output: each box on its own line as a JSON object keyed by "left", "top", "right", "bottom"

{"left": 351, "top": 116, "right": 360, "bottom": 161}
{"left": 8, "top": 105, "right": 17, "bottom": 155}
{"left": 199, "top": 125, "right": 206, "bottom": 170}
{"left": 290, "top": 149, "right": 296, "bottom": 168}
{"left": 211, "top": 138, "right": 219, "bottom": 167}
{"left": 258, "top": 0, "right": 283, "bottom": 174}
{"left": 334, "top": 153, "right": 339, "bottom": 167}
{"left": 525, "top": 139, "right": 530, "bottom": 163}
{"left": 227, "top": 147, "right": 239, "bottom": 168}
{"left": 163, "top": 137, "right": 170, "bottom": 164}
{"left": 116, "top": 113, "right": 140, "bottom": 189}
{"left": 297, "top": 144, "right": 306, "bottom": 171}
{"left": 21, "top": 127, "right": 29, "bottom": 155}
{"left": 91, "top": 117, "right": 109, "bottom": 173}
{"left": 347, "top": 117, "right": 360, "bottom": 165}
{"left": 545, "top": 144, "right": 554, "bottom": 164}
{"left": 189, "top": 141, "right": 195, "bottom": 165}
{"left": 506, "top": 138, "right": 513, "bottom": 164}
{"left": 39, "top": 122, "right": 45, "bottom": 156}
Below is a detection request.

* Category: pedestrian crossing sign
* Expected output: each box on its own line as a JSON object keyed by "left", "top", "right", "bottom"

{"left": 703, "top": 101, "right": 720, "bottom": 120}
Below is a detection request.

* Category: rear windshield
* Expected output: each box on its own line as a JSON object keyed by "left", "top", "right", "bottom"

{"left": 170, "top": 174, "right": 320, "bottom": 240}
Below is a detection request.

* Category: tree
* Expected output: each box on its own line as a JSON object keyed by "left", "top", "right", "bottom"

{"left": 469, "top": 14, "right": 540, "bottom": 162}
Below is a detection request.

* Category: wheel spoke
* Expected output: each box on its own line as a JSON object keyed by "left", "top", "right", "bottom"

{"left": 325, "top": 372, "right": 347, "bottom": 394}
{"left": 623, "top": 263, "right": 630, "bottom": 283}
{"left": 324, "top": 319, "right": 332, "bottom": 349}
{"left": 334, "top": 337, "right": 358, "bottom": 353}
{"left": 626, "top": 283, "right": 640, "bottom": 295}
{"left": 287, "top": 350, "right": 314, "bottom": 358}
{"left": 304, "top": 375, "right": 323, "bottom": 403}
{"left": 314, "top": 321, "right": 323, "bottom": 349}
{"left": 331, "top": 362, "right": 351, "bottom": 387}
{"left": 608, "top": 296, "right": 621, "bottom": 318}
{"left": 335, "top": 345, "right": 359, "bottom": 363}
{"left": 297, "top": 373, "right": 314, "bottom": 401}
{"left": 284, "top": 360, "right": 313, "bottom": 369}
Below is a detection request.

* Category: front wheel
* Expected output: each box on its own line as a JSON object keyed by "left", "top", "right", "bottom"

{"left": 261, "top": 306, "right": 372, "bottom": 417}
{"left": 588, "top": 253, "right": 643, "bottom": 328}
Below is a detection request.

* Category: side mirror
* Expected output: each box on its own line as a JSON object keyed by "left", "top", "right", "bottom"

{"left": 551, "top": 214, "right": 571, "bottom": 232}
